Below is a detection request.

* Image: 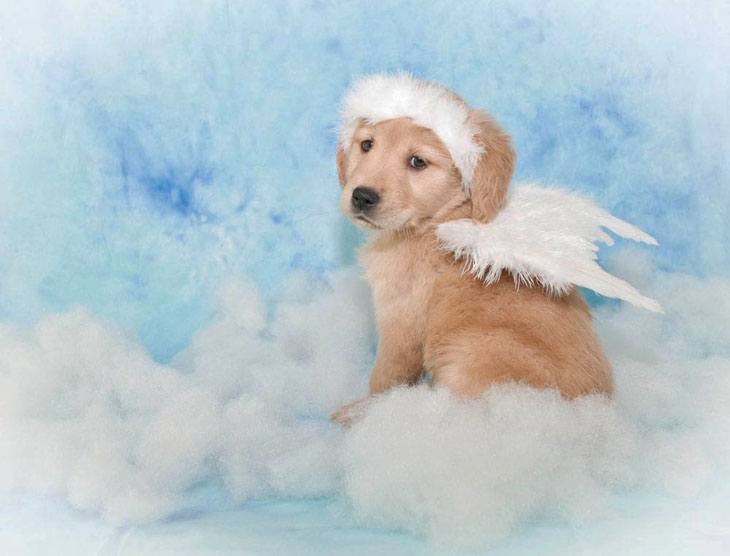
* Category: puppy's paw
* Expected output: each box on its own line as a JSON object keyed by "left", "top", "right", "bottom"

{"left": 330, "top": 398, "right": 370, "bottom": 427}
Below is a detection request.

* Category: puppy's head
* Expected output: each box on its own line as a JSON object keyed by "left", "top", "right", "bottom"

{"left": 337, "top": 77, "right": 515, "bottom": 232}
{"left": 337, "top": 117, "right": 462, "bottom": 230}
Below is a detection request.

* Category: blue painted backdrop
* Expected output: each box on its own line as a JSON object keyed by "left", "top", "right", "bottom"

{"left": 0, "top": 0, "right": 727, "bottom": 363}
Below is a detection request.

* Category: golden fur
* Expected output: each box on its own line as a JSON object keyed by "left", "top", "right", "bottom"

{"left": 332, "top": 102, "right": 612, "bottom": 424}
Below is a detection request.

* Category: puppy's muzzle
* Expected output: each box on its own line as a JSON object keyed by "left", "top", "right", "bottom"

{"left": 351, "top": 186, "right": 380, "bottom": 213}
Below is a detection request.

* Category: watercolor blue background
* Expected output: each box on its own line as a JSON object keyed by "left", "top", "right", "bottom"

{"left": 1, "top": 1, "right": 728, "bottom": 553}
{"left": 2, "top": 1, "right": 727, "bottom": 362}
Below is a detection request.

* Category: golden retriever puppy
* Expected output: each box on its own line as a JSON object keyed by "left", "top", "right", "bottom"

{"left": 332, "top": 77, "right": 612, "bottom": 424}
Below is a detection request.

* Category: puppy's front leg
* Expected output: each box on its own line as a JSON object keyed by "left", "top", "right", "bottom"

{"left": 368, "top": 323, "right": 423, "bottom": 394}
{"left": 331, "top": 317, "right": 422, "bottom": 426}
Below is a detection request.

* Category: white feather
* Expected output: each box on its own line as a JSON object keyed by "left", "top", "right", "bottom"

{"left": 437, "top": 184, "right": 662, "bottom": 312}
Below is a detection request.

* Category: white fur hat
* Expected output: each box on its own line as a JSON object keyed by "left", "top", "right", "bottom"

{"left": 338, "top": 73, "right": 483, "bottom": 191}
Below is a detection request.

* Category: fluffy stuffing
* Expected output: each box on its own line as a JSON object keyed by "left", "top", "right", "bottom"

{"left": 1, "top": 258, "right": 730, "bottom": 549}
{"left": 437, "top": 184, "right": 662, "bottom": 312}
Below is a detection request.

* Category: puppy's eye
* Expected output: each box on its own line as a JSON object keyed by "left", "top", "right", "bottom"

{"left": 361, "top": 139, "right": 373, "bottom": 152}
{"left": 409, "top": 155, "right": 427, "bottom": 169}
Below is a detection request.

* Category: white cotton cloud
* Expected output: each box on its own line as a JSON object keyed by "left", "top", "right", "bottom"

{"left": 0, "top": 268, "right": 372, "bottom": 523}
{"left": 1, "top": 261, "right": 729, "bottom": 549}
{"left": 343, "top": 385, "right": 641, "bottom": 546}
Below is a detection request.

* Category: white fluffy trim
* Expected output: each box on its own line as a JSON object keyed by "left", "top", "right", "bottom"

{"left": 339, "top": 73, "right": 483, "bottom": 190}
{"left": 437, "top": 184, "right": 662, "bottom": 312}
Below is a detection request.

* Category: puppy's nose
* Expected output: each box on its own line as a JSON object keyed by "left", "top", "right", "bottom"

{"left": 351, "top": 186, "right": 380, "bottom": 212}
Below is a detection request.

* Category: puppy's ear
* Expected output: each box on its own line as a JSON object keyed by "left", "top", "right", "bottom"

{"left": 468, "top": 110, "right": 516, "bottom": 223}
{"left": 336, "top": 145, "right": 347, "bottom": 187}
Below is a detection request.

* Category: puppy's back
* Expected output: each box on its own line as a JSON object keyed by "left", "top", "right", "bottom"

{"left": 424, "top": 256, "right": 613, "bottom": 398}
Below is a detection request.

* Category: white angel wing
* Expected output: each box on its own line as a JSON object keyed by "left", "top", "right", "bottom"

{"left": 437, "top": 184, "right": 662, "bottom": 312}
